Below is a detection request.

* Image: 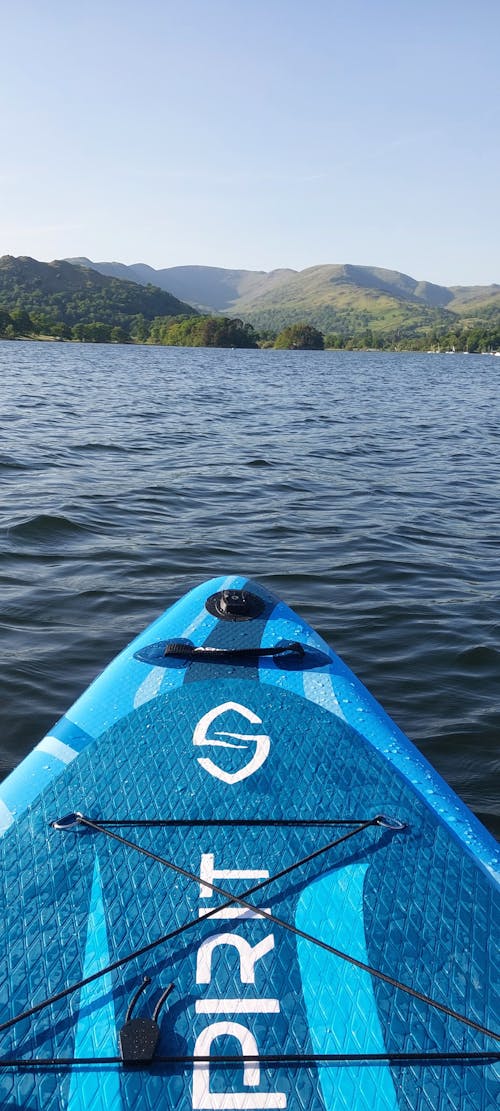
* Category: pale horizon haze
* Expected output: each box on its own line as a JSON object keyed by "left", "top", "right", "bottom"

{"left": 1, "top": 0, "right": 499, "bottom": 287}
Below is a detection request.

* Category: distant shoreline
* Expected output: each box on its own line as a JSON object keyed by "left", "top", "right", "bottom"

{"left": 1, "top": 256, "right": 499, "bottom": 353}
{"left": 4, "top": 334, "right": 500, "bottom": 356}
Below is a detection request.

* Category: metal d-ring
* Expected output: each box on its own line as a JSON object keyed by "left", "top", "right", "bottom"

{"left": 374, "top": 815, "right": 407, "bottom": 830}
{"left": 50, "top": 812, "right": 85, "bottom": 831}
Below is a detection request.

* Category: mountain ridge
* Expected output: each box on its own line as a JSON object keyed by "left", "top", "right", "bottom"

{"left": 64, "top": 256, "right": 500, "bottom": 335}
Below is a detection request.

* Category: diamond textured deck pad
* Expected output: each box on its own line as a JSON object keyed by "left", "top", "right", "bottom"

{"left": 0, "top": 578, "right": 498, "bottom": 1110}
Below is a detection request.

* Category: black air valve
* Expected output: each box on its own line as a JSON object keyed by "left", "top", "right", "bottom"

{"left": 206, "top": 588, "right": 265, "bottom": 621}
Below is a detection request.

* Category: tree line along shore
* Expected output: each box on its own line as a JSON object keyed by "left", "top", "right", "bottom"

{"left": 1, "top": 309, "right": 500, "bottom": 353}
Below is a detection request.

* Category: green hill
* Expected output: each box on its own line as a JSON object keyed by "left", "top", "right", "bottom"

{"left": 69, "top": 258, "right": 500, "bottom": 338}
{"left": 0, "top": 256, "right": 196, "bottom": 329}
{"left": 448, "top": 285, "right": 500, "bottom": 321}
{"left": 230, "top": 264, "right": 456, "bottom": 337}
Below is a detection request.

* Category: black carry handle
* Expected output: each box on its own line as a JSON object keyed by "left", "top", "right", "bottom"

{"left": 134, "top": 638, "right": 331, "bottom": 669}
{"left": 162, "top": 639, "right": 305, "bottom": 661}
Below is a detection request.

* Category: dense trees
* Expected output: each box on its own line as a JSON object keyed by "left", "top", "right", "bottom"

{"left": 422, "top": 324, "right": 500, "bottom": 353}
{"left": 2, "top": 304, "right": 500, "bottom": 352}
{"left": 274, "top": 323, "right": 324, "bottom": 349}
{"left": 0, "top": 309, "right": 258, "bottom": 347}
{"left": 148, "top": 315, "right": 258, "bottom": 348}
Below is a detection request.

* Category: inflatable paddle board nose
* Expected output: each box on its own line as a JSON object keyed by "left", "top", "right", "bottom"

{"left": 0, "top": 575, "right": 498, "bottom": 1110}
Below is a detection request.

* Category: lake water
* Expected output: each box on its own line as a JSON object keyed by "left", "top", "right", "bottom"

{"left": 1, "top": 340, "right": 499, "bottom": 836}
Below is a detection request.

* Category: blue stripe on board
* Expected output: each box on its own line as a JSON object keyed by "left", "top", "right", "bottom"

{"left": 134, "top": 575, "right": 246, "bottom": 705}
{"left": 66, "top": 575, "right": 239, "bottom": 733}
{"left": 0, "top": 749, "right": 76, "bottom": 820}
{"left": 0, "top": 799, "right": 13, "bottom": 832}
{"left": 49, "top": 717, "right": 95, "bottom": 752}
{"left": 296, "top": 862, "right": 399, "bottom": 1111}
{"left": 259, "top": 599, "right": 345, "bottom": 711}
{"left": 0, "top": 722, "right": 93, "bottom": 833}
{"left": 36, "top": 736, "right": 78, "bottom": 764}
{"left": 67, "top": 854, "right": 122, "bottom": 1111}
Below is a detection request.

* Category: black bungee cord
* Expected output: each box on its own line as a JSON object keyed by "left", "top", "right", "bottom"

{"left": 0, "top": 813, "right": 498, "bottom": 1070}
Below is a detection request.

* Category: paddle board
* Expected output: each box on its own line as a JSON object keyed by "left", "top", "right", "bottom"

{"left": 0, "top": 575, "right": 498, "bottom": 1110}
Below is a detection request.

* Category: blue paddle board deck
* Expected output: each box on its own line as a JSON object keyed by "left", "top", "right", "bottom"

{"left": 0, "top": 576, "right": 498, "bottom": 1110}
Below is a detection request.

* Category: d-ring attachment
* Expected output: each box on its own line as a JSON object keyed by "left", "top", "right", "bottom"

{"left": 374, "top": 815, "right": 407, "bottom": 830}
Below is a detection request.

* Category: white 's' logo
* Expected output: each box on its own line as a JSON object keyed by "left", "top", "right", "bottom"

{"left": 193, "top": 702, "right": 270, "bottom": 784}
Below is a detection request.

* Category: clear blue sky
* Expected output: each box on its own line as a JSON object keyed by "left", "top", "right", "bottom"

{"left": 1, "top": 0, "right": 499, "bottom": 285}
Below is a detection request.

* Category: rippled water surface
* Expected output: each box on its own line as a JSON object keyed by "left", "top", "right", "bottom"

{"left": 1, "top": 341, "right": 499, "bottom": 835}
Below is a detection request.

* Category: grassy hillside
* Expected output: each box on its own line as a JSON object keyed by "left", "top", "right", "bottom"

{"left": 70, "top": 257, "right": 500, "bottom": 338}
{"left": 449, "top": 285, "right": 500, "bottom": 314}
{"left": 231, "top": 265, "right": 456, "bottom": 337}
{"left": 232, "top": 265, "right": 500, "bottom": 336}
